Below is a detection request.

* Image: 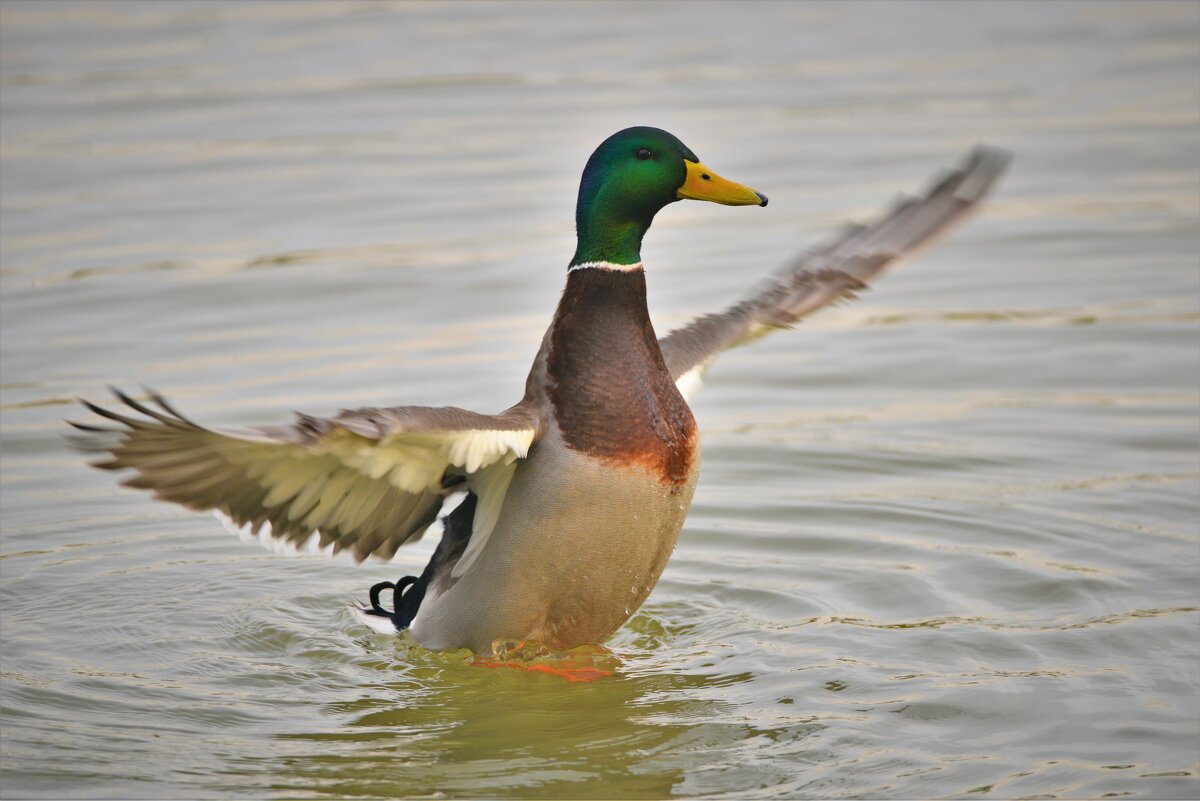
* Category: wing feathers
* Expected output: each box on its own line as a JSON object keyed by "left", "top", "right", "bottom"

{"left": 70, "top": 388, "right": 539, "bottom": 564}
{"left": 660, "top": 145, "right": 1010, "bottom": 386}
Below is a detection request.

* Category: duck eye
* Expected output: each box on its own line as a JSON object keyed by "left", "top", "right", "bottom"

{"left": 635, "top": 148, "right": 652, "bottom": 161}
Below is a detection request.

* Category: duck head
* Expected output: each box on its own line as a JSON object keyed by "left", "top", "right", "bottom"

{"left": 571, "top": 126, "right": 767, "bottom": 268}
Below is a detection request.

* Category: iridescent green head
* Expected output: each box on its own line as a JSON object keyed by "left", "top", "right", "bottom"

{"left": 570, "top": 126, "right": 767, "bottom": 268}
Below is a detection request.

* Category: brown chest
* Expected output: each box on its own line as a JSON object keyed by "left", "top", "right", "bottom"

{"left": 545, "top": 269, "right": 698, "bottom": 486}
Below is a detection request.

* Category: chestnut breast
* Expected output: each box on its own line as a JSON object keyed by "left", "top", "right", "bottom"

{"left": 545, "top": 268, "right": 697, "bottom": 486}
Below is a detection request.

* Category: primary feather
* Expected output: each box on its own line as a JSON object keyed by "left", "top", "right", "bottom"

{"left": 71, "top": 388, "right": 537, "bottom": 563}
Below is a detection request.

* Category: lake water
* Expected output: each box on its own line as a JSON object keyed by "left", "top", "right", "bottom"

{"left": 1, "top": 2, "right": 1198, "bottom": 799}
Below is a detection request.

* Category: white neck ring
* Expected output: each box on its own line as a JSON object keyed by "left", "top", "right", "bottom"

{"left": 567, "top": 260, "right": 644, "bottom": 273}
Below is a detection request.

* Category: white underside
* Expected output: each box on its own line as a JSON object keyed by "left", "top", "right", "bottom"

{"left": 349, "top": 603, "right": 402, "bottom": 634}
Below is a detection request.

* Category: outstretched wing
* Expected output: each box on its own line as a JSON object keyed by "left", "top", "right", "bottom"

{"left": 660, "top": 145, "right": 1011, "bottom": 395}
{"left": 69, "top": 388, "right": 539, "bottom": 564}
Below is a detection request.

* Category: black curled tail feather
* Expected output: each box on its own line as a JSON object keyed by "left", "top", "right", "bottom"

{"left": 368, "top": 576, "right": 428, "bottom": 630}
{"left": 359, "top": 492, "right": 478, "bottom": 633}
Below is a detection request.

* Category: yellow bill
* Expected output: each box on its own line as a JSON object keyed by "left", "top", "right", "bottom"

{"left": 676, "top": 160, "right": 767, "bottom": 206}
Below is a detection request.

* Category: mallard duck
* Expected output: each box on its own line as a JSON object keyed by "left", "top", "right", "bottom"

{"left": 71, "top": 127, "right": 1008, "bottom": 654}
